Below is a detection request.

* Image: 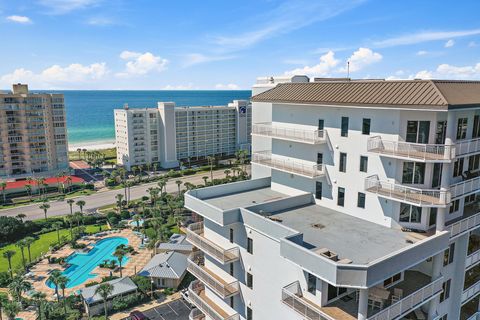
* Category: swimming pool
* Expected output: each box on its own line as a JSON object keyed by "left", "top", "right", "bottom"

{"left": 47, "top": 237, "right": 129, "bottom": 289}
{"left": 129, "top": 219, "right": 144, "bottom": 228}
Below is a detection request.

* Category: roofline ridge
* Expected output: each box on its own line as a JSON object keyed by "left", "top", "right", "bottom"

{"left": 429, "top": 80, "right": 450, "bottom": 106}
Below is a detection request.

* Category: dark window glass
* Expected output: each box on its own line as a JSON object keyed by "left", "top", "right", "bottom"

{"left": 247, "top": 238, "right": 253, "bottom": 254}
{"left": 339, "top": 153, "right": 347, "bottom": 172}
{"left": 400, "top": 203, "right": 422, "bottom": 223}
{"left": 357, "top": 192, "right": 366, "bottom": 208}
{"left": 307, "top": 273, "right": 316, "bottom": 294}
{"left": 435, "top": 121, "right": 447, "bottom": 144}
{"left": 402, "top": 162, "right": 425, "bottom": 184}
{"left": 230, "top": 297, "right": 234, "bottom": 308}
{"left": 317, "top": 153, "right": 323, "bottom": 165}
{"left": 469, "top": 155, "right": 480, "bottom": 171}
{"left": 247, "top": 272, "right": 253, "bottom": 289}
{"left": 318, "top": 119, "right": 324, "bottom": 131}
{"left": 406, "top": 121, "right": 418, "bottom": 143}
{"left": 362, "top": 118, "right": 371, "bottom": 135}
{"left": 229, "top": 263, "right": 234, "bottom": 276}
{"left": 444, "top": 243, "right": 455, "bottom": 266}
{"left": 457, "top": 118, "right": 468, "bottom": 140}
{"left": 341, "top": 117, "right": 349, "bottom": 137}
{"left": 247, "top": 307, "right": 253, "bottom": 320}
{"left": 360, "top": 156, "right": 368, "bottom": 172}
{"left": 418, "top": 121, "right": 430, "bottom": 143}
{"left": 315, "top": 182, "right": 322, "bottom": 200}
{"left": 473, "top": 115, "right": 480, "bottom": 138}
{"left": 440, "top": 280, "right": 451, "bottom": 302}
{"left": 229, "top": 228, "right": 234, "bottom": 243}
{"left": 432, "top": 163, "right": 443, "bottom": 188}
{"left": 337, "top": 187, "right": 345, "bottom": 207}
{"left": 407, "top": 121, "right": 430, "bottom": 143}
{"left": 429, "top": 208, "right": 437, "bottom": 227}
{"left": 453, "top": 158, "right": 465, "bottom": 177}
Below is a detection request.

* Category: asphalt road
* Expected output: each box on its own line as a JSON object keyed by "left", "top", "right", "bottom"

{"left": 0, "top": 167, "right": 250, "bottom": 221}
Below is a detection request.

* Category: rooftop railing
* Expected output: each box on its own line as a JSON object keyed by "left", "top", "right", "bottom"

{"left": 367, "top": 136, "right": 455, "bottom": 162}
{"left": 186, "top": 222, "right": 240, "bottom": 264}
{"left": 188, "top": 280, "right": 239, "bottom": 320}
{"left": 365, "top": 175, "right": 450, "bottom": 207}
{"left": 187, "top": 251, "right": 239, "bottom": 298}
{"left": 252, "top": 122, "right": 326, "bottom": 144}
{"left": 252, "top": 151, "right": 324, "bottom": 178}
{"left": 281, "top": 281, "right": 335, "bottom": 320}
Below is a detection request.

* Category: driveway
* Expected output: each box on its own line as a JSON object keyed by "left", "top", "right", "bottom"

{"left": 141, "top": 299, "right": 192, "bottom": 320}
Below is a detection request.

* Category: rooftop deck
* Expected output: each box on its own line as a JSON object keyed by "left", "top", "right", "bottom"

{"left": 202, "top": 186, "right": 287, "bottom": 210}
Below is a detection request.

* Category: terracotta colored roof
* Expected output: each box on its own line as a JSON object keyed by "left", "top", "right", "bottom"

{"left": 4, "top": 176, "right": 84, "bottom": 190}
{"left": 251, "top": 80, "right": 480, "bottom": 109}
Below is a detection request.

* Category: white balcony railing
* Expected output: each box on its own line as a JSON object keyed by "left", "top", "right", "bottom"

{"left": 252, "top": 122, "right": 326, "bottom": 144}
{"left": 187, "top": 251, "right": 239, "bottom": 298}
{"left": 282, "top": 281, "right": 335, "bottom": 320}
{"left": 466, "top": 312, "right": 480, "bottom": 320}
{"left": 189, "top": 308, "right": 205, "bottom": 320}
{"left": 368, "top": 276, "right": 444, "bottom": 320}
{"left": 466, "top": 249, "right": 480, "bottom": 269}
{"left": 463, "top": 279, "right": 480, "bottom": 303}
{"left": 365, "top": 175, "right": 450, "bottom": 207}
{"left": 252, "top": 151, "right": 324, "bottom": 178}
{"left": 367, "top": 136, "right": 455, "bottom": 162}
{"left": 450, "top": 177, "right": 480, "bottom": 199}
{"left": 456, "top": 138, "right": 480, "bottom": 156}
{"left": 186, "top": 222, "right": 240, "bottom": 264}
{"left": 447, "top": 211, "right": 480, "bottom": 238}
{"left": 188, "top": 280, "right": 239, "bottom": 320}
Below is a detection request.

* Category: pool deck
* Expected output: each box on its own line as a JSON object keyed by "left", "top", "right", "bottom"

{"left": 27, "top": 228, "right": 153, "bottom": 300}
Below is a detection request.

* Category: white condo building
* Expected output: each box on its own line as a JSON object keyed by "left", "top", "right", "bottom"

{"left": 114, "top": 100, "right": 251, "bottom": 169}
{"left": 184, "top": 76, "right": 480, "bottom": 320}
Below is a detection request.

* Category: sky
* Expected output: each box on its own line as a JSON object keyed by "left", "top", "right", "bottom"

{"left": 0, "top": 0, "right": 480, "bottom": 90}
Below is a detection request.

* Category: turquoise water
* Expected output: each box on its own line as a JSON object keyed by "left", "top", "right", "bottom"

{"left": 47, "top": 237, "right": 129, "bottom": 289}
{"left": 34, "top": 90, "right": 252, "bottom": 145}
{"left": 130, "top": 219, "right": 144, "bottom": 227}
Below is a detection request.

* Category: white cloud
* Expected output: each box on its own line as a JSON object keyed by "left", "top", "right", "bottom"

{"left": 340, "top": 47, "right": 382, "bottom": 73}
{"left": 86, "top": 17, "right": 113, "bottom": 26}
{"left": 183, "top": 53, "right": 235, "bottom": 67}
{"left": 436, "top": 63, "right": 480, "bottom": 78}
{"left": 416, "top": 50, "right": 428, "bottom": 56}
{"left": 285, "top": 51, "right": 339, "bottom": 76}
{"left": 0, "top": 62, "right": 108, "bottom": 88}
{"left": 162, "top": 83, "right": 196, "bottom": 90}
{"left": 444, "top": 39, "right": 455, "bottom": 48}
{"left": 6, "top": 15, "right": 32, "bottom": 24}
{"left": 215, "top": 83, "right": 240, "bottom": 90}
{"left": 117, "top": 51, "right": 168, "bottom": 77}
{"left": 373, "top": 28, "right": 480, "bottom": 48}
{"left": 38, "top": 0, "right": 101, "bottom": 14}
{"left": 414, "top": 70, "right": 433, "bottom": 79}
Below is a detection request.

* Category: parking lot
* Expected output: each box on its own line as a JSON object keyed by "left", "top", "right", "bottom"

{"left": 141, "top": 299, "right": 192, "bottom": 320}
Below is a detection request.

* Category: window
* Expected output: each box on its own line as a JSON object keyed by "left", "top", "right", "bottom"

{"left": 247, "top": 238, "right": 253, "bottom": 254}
{"left": 469, "top": 154, "right": 480, "bottom": 172}
{"left": 440, "top": 279, "right": 451, "bottom": 302}
{"left": 438, "top": 314, "right": 447, "bottom": 320}
{"left": 229, "top": 228, "right": 234, "bottom": 243}
{"left": 432, "top": 163, "right": 443, "bottom": 188}
{"left": 317, "top": 153, "right": 323, "bottom": 165}
{"left": 453, "top": 158, "right": 465, "bottom": 177}
{"left": 307, "top": 273, "right": 316, "bottom": 294}
{"left": 449, "top": 199, "right": 460, "bottom": 214}
{"left": 443, "top": 243, "right": 455, "bottom": 266}
{"left": 457, "top": 118, "right": 468, "bottom": 140}
{"left": 399, "top": 203, "right": 422, "bottom": 223}
{"left": 357, "top": 192, "right": 366, "bottom": 208}
{"left": 383, "top": 273, "right": 402, "bottom": 287}
{"left": 341, "top": 117, "right": 349, "bottom": 137}
{"left": 315, "top": 182, "right": 322, "bottom": 200}
{"left": 429, "top": 208, "right": 437, "bottom": 227}
{"left": 229, "top": 263, "right": 234, "bottom": 276}
{"left": 362, "top": 118, "right": 371, "bottom": 135}
{"left": 246, "top": 307, "right": 253, "bottom": 320}
{"left": 359, "top": 156, "right": 368, "bottom": 172}
{"left": 327, "top": 284, "right": 347, "bottom": 301}
{"left": 406, "top": 121, "right": 430, "bottom": 143}
{"left": 337, "top": 187, "right": 345, "bottom": 207}
{"left": 318, "top": 119, "right": 324, "bottom": 131}
{"left": 339, "top": 153, "right": 347, "bottom": 172}
{"left": 402, "top": 162, "right": 425, "bottom": 184}
{"left": 474, "top": 115, "right": 480, "bottom": 138}
{"left": 435, "top": 121, "right": 447, "bottom": 144}
{"left": 246, "top": 272, "right": 253, "bottom": 289}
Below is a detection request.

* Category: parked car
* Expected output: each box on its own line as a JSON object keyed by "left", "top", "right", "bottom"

{"left": 129, "top": 310, "right": 149, "bottom": 320}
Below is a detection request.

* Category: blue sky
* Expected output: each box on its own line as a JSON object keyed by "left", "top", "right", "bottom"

{"left": 0, "top": 0, "right": 479, "bottom": 89}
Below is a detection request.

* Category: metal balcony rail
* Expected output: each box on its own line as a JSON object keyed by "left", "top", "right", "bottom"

{"left": 463, "top": 279, "right": 480, "bottom": 303}
{"left": 450, "top": 177, "right": 480, "bottom": 199}
{"left": 252, "top": 151, "right": 324, "bottom": 178}
{"left": 368, "top": 277, "right": 444, "bottom": 320}
{"left": 367, "top": 136, "right": 455, "bottom": 161}
{"left": 466, "top": 249, "right": 480, "bottom": 269}
{"left": 447, "top": 211, "right": 480, "bottom": 238}
{"left": 281, "top": 281, "right": 335, "bottom": 320}
{"left": 188, "top": 280, "right": 239, "bottom": 320}
{"left": 187, "top": 251, "right": 240, "bottom": 298}
{"left": 189, "top": 308, "right": 205, "bottom": 320}
{"left": 252, "top": 122, "right": 325, "bottom": 144}
{"left": 365, "top": 175, "right": 450, "bottom": 206}
{"left": 465, "top": 312, "right": 480, "bottom": 320}
{"left": 456, "top": 137, "right": 480, "bottom": 156}
{"left": 186, "top": 222, "right": 240, "bottom": 264}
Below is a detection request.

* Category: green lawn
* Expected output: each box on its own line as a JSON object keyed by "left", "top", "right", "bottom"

{"left": 0, "top": 224, "right": 107, "bottom": 273}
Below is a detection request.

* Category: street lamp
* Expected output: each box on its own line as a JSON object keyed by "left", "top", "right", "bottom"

{"left": 150, "top": 277, "right": 154, "bottom": 298}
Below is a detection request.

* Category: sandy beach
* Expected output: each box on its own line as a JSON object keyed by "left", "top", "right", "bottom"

{"left": 68, "top": 140, "right": 116, "bottom": 151}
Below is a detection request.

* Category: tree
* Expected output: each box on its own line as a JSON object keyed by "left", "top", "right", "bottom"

{"left": 24, "top": 236, "right": 35, "bottom": 263}
{"left": 66, "top": 199, "right": 75, "bottom": 215}
{"left": 73, "top": 211, "right": 83, "bottom": 227}
{"left": 207, "top": 156, "right": 215, "bottom": 181}
{"left": 76, "top": 200, "right": 86, "bottom": 213}
{"left": 15, "top": 214, "right": 26, "bottom": 223}
{"left": 175, "top": 180, "right": 182, "bottom": 195}
{"left": 113, "top": 247, "right": 127, "bottom": 277}
{"left": 95, "top": 283, "right": 114, "bottom": 319}
{"left": 202, "top": 176, "right": 209, "bottom": 186}
{"left": 24, "top": 184, "right": 32, "bottom": 200}
{"left": 39, "top": 202, "right": 50, "bottom": 221}
{"left": 2, "top": 300, "right": 20, "bottom": 320}
{"left": 54, "top": 222, "right": 63, "bottom": 244}
{"left": 2, "top": 251, "right": 16, "bottom": 279}
{"left": 57, "top": 276, "right": 69, "bottom": 314}
{"left": 76, "top": 148, "right": 82, "bottom": 160}
{"left": 132, "top": 214, "right": 141, "bottom": 229}
{"left": 0, "top": 181, "right": 6, "bottom": 204}
{"left": 115, "top": 194, "right": 124, "bottom": 213}
{"left": 224, "top": 169, "right": 231, "bottom": 179}
{"left": 48, "top": 270, "right": 63, "bottom": 302}
{"left": 15, "top": 240, "right": 27, "bottom": 270}
{"left": 31, "top": 291, "right": 46, "bottom": 320}
{"left": 0, "top": 291, "right": 8, "bottom": 320}
{"left": 64, "top": 216, "right": 74, "bottom": 240}
{"left": 8, "top": 275, "right": 32, "bottom": 304}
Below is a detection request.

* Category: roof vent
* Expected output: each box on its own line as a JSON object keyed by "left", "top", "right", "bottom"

{"left": 311, "top": 223, "right": 325, "bottom": 229}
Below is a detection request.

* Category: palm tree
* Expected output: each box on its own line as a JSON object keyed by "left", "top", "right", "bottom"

{"left": 65, "top": 176, "right": 72, "bottom": 193}
{"left": 3, "top": 251, "right": 16, "bottom": 278}
{"left": 15, "top": 240, "right": 27, "bottom": 270}
{"left": 76, "top": 200, "right": 86, "bottom": 213}
{"left": 153, "top": 163, "right": 158, "bottom": 173}
{"left": 39, "top": 202, "right": 50, "bottom": 221}
{"left": 157, "top": 180, "right": 166, "bottom": 197}
{"left": 64, "top": 216, "right": 74, "bottom": 240}
{"left": 48, "top": 270, "right": 63, "bottom": 302}
{"left": 15, "top": 213, "right": 26, "bottom": 223}
{"left": 31, "top": 291, "right": 46, "bottom": 320}
{"left": 95, "top": 283, "right": 114, "bottom": 319}
{"left": 202, "top": 176, "right": 209, "bottom": 186}
{"left": 115, "top": 194, "right": 124, "bottom": 212}
{"left": 57, "top": 276, "right": 68, "bottom": 315}
{"left": 175, "top": 180, "right": 182, "bottom": 195}
{"left": 207, "top": 156, "right": 215, "bottom": 181}
{"left": 24, "top": 184, "right": 32, "bottom": 200}
{"left": 224, "top": 169, "right": 231, "bottom": 179}
{"left": 73, "top": 211, "right": 83, "bottom": 227}
{"left": 113, "top": 247, "right": 127, "bottom": 277}
{"left": 132, "top": 214, "right": 141, "bottom": 229}
{"left": 8, "top": 275, "right": 32, "bottom": 304}
{"left": 54, "top": 222, "right": 63, "bottom": 244}
{"left": 3, "top": 300, "right": 20, "bottom": 320}
{"left": 0, "top": 291, "right": 8, "bottom": 320}
{"left": 0, "top": 181, "right": 6, "bottom": 204}
{"left": 24, "top": 237, "right": 35, "bottom": 263}
{"left": 66, "top": 199, "right": 75, "bottom": 215}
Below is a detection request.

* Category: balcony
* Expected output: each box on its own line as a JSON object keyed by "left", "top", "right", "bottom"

{"left": 189, "top": 308, "right": 205, "bottom": 320}
{"left": 365, "top": 175, "right": 450, "bottom": 207}
{"left": 252, "top": 151, "right": 325, "bottom": 178}
{"left": 186, "top": 222, "right": 240, "bottom": 264}
{"left": 188, "top": 280, "right": 239, "bottom": 320}
{"left": 187, "top": 251, "right": 239, "bottom": 298}
{"left": 450, "top": 177, "right": 480, "bottom": 199}
{"left": 282, "top": 281, "right": 336, "bottom": 320}
{"left": 463, "top": 279, "right": 480, "bottom": 304}
{"left": 447, "top": 211, "right": 480, "bottom": 239}
{"left": 456, "top": 137, "right": 480, "bottom": 156}
{"left": 252, "top": 122, "right": 326, "bottom": 144}
{"left": 367, "top": 136, "right": 454, "bottom": 162}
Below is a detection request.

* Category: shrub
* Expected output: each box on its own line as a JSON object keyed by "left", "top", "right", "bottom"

{"left": 0, "top": 272, "right": 12, "bottom": 287}
{"left": 120, "top": 210, "right": 131, "bottom": 220}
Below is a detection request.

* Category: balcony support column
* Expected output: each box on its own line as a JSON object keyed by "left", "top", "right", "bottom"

{"left": 357, "top": 288, "right": 368, "bottom": 320}
{"left": 427, "top": 252, "right": 443, "bottom": 320}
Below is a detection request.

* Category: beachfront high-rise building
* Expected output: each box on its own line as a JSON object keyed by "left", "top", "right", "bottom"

{"left": 184, "top": 77, "right": 480, "bottom": 320}
{"left": 114, "top": 100, "right": 251, "bottom": 170}
{"left": 0, "top": 84, "right": 69, "bottom": 178}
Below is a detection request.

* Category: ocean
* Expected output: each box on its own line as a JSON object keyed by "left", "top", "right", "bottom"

{"left": 35, "top": 90, "right": 252, "bottom": 146}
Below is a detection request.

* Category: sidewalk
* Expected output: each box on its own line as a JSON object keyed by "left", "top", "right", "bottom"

{"left": 110, "top": 292, "right": 182, "bottom": 320}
